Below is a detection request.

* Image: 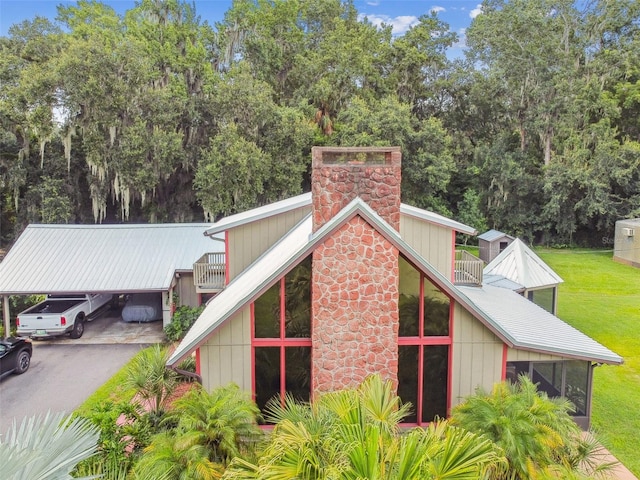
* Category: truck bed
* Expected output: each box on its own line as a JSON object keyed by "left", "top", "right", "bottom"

{"left": 21, "top": 299, "right": 84, "bottom": 315}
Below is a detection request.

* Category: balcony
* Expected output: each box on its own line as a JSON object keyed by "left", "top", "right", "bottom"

{"left": 193, "top": 252, "right": 226, "bottom": 292}
{"left": 454, "top": 250, "right": 483, "bottom": 286}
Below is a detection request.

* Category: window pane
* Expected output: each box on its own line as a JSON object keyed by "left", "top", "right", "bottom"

{"left": 565, "top": 361, "right": 589, "bottom": 416}
{"left": 285, "top": 347, "right": 311, "bottom": 403}
{"left": 529, "top": 288, "right": 554, "bottom": 313}
{"left": 285, "top": 257, "right": 311, "bottom": 338}
{"left": 397, "top": 345, "right": 419, "bottom": 423}
{"left": 423, "top": 346, "right": 448, "bottom": 422}
{"left": 423, "top": 281, "right": 450, "bottom": 336}
{"left": 254, "top": 282, "right": 281, "bottom": 338}
{"left": 532, "top": 362, "right": 562, "bottom": 397}
{"left": 399, "top": 257, "right": 420, "bottom": 337}
{"left": 254, "top": 347, "right": 281, "bottom": 415}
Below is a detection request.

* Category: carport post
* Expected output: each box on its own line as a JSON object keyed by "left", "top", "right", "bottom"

{"left": 2, "top": 295, "right": 10, "bottom": 338}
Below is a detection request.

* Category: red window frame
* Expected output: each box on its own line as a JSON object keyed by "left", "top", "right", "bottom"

{"left": 251, "top": 276, "right": 312, "bottom": 408}
{"left": 398, "top": 257, "right": 453, "bottom": 425}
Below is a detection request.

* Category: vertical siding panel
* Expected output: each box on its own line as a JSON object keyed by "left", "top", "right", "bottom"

{"left": 452, "top": 303, "right": 504, "bottom": 406}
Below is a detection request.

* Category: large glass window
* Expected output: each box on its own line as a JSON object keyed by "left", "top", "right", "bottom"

{"left": 507, "top": 360, "right": 591, "bottom": 417}
{"left": 527, "top": 288, "right": 555, "bottom": 313}
{"left": 253, "top": 256, "right": 312, "bottom": 418}
{"left": 398, "top": 256, "right": 451, "bottom": 424}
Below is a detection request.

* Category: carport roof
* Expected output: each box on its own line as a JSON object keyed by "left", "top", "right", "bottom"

{"left": 0, "top": 224, "right": 223, "bottom": 295}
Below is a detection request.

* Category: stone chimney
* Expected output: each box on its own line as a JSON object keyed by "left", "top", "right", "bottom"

{"left": 311, "top": 147, "right": 401, "bottom": 394}
{"left": 311, "top": 147, "right": 402, "bottom": 232}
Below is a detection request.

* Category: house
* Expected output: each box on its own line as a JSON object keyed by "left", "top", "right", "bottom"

{"left": 613, "top": 218, "right": 640, "bottom": 268}
{"left": 483, "top": 238, "right": 563, "bottom": 314}
{"left": 168, "top": 146, "right": 621, "bottom": 429}
{"left": 0, "top": 224, "right": 225, "bottom": 334}
{"left": 478, "top": 229, "right": 515, "bottom": 263}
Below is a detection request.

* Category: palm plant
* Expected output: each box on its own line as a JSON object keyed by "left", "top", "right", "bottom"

{"left": 0, "top": 411, "right": 99, "bottom": 480}
{"left": 134, "top": 383, "right": 262, "bottom": 479}
{"left": 223, "top": 374, "right": 504, "bottom": 479}
{"left": 125, "top": 344, "right": 180, "bottom": 418}
{"left": 451, "top": 375, "right": 599, "bottom": 479}
{"left": 132, "top": 431, "right": 224, "bottom": 480}
{"left": 167, "top": 383, "right": 263, "bottom": 464}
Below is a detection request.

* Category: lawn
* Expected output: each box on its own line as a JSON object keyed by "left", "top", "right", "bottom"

{"left": 536, "top": 248, "right": 640, "bottom": 476}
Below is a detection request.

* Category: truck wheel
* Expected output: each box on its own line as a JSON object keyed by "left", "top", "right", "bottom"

{"left": 70, "top": 316, "right": 85, "bottom": 339}
{"left": 14, "top": 349, "right": 31, "bottom": 374}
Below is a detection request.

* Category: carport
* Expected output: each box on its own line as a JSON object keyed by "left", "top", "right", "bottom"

{"left": 0, "top": 224, "right": 224, "bottom": 335}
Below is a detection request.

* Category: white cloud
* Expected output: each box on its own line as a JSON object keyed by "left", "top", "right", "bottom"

{"left": 430, "top": 6, "right": 446, "bottom": 14}
{"left": 366, "top": 1, "right": 380, "bottom": 5}
{"left": 359, "top": 13, "right": 420, "bottom": 36}
{"left": 451, "top": 27, "right": 467, "bottom": 50}
{"left": 470, "top": 4, "right": 483, "bottom": 18}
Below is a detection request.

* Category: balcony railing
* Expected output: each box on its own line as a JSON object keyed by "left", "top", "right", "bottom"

{"left": 193, "top": 252, "right": 226, "bottom": 292}
{"left": 454, "top": 250, "right": 483, "bottom": 286}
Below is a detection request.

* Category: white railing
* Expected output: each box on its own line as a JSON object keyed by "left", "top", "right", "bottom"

{"left": 454, "top": 250, "right": 483, "bottom": 286}
{"left": 193, "top": 252, "right": 225, "bottom": 291}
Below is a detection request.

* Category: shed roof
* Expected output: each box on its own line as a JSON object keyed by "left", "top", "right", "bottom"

{"left": 204, "top": 192, "right": 477, "bottom": 236}
{"left": 483, "top": 238, "right": 563, "bottom": 290}
{"left": 168, "top": 200, "right": 620, "bottom": 367}
{"left": 0, "top": 224, "right": 223, "bottom": 295}
{"left": 459, "top": 284, "right": 622, "bottom": 364}
{"left": 478, "top": 229, "right": 514, "bottom": 242}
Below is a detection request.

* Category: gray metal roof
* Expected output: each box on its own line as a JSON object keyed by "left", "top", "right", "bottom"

{"left": 478, "top": 229, "right": 514, "bottom": 242}
{"left": 483, "top": 238, "right": 563, "bottom": 290}
{"left": 458, "top": 285, "right": 622, "bottom": 365}
{"left": 0, "top": 224, "right": 223, "bottom": 295}
{"left": 168, "top": 200, "right": 619, "bottom": 367}
{"left": 483, "top": 274, "right": 525, "bottom": 291}
{"left": 204, "top": 192, "right": 477, "bottom": 236}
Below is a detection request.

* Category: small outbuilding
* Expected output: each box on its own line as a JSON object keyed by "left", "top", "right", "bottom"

{"left": 478, "top": 229, "right": 515, "bottom": 263}
{"left": 613, "top": 218, "right": 640, "bottom": 268}
{"left": 483, "top": 238, "right": 563, "bottom": 314}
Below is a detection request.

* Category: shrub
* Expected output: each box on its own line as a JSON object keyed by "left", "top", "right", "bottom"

{"left": 164, "top": 305, "right": 204, "bottom": 342}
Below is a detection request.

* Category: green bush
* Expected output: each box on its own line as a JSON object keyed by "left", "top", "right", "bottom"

{"left": 164, "top": 305, "right": 204, "bottom": 342}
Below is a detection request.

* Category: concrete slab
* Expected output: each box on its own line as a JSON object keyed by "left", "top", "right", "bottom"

{"left": 35, "top": 307, "right": 165, "bottom": 345}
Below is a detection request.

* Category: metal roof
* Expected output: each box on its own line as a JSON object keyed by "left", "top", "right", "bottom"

{"left": 168, "top": 199, "right": 619, "bottom": 367}
{"left": 483, "top": 238, "right": 563, "bottom": 289}
{"left": 483, "top": 274, "right": 525, "bottom": 291}
{"left": 0, "top": 224, "right": 223, "bottom": 295}
{"left": 478, "top": 229, "right": 514, "bottom": 242}
{"left": 458, "top": 285, "right": 622, "bottom": 364}
{"left": 204, "top": 192, "right": 477, "bottom": 236}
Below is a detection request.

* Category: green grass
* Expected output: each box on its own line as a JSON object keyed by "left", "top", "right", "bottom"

{"left": 536, "top": 248, "right": 640, "bottom": 476}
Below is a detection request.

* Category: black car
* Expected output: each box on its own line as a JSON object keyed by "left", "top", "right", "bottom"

{"left": 0, "top": 337, "right": 32, "bottom": 379}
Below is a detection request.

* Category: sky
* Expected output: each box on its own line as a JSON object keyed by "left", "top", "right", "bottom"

{"left": 0, "top": 0, "right": 483, "bottom": 54}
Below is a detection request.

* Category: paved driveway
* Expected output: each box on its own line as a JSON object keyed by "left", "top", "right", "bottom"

{"left": 0, "top": 310, "right": 164, "bottom": 436}
{"left": 0, "top": 343, "right": 148, "bottom": 435}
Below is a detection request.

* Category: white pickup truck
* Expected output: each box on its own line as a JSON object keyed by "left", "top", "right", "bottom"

{"left": 16, "top": 293, "right": 114, "bottom": 339}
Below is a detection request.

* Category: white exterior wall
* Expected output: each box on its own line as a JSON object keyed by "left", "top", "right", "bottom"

{"left": 228, "top": 207, "right": 310, "bottom": 281}
{"left": 400, "top": 216, "right": 453, "bottom": 280}
{"left": 451, "top": 302, "right": 504, "bottom": 407}
{"left": 199, "top": 306, "right": 252, "bottom": 393}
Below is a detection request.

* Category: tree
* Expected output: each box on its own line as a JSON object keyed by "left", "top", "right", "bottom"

{"left": 0, "top": 411, "right": 99, "bottom": 480}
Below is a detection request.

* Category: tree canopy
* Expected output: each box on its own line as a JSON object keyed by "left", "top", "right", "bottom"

{"left": 1, "top": 0, "right": 638, "bottom": 246}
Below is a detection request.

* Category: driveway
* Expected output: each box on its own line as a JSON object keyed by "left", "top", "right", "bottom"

{"left": 0, "top": 310, "right": 165, "bottom": 436}
{"left": 0, "top": 342, "right": 149, "bottom": 435}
